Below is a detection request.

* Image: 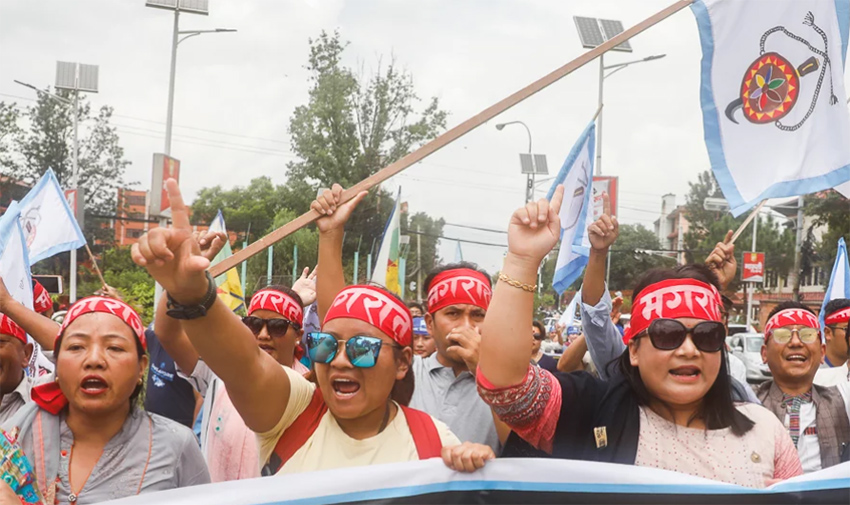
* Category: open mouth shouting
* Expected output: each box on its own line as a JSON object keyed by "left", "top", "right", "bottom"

{"left": 80, "top": 375, "right": 109, "bottom": 396}
{"left": 331, "top": 376, "right": 361, "bottom": 399}
{"left": 669, "top": 365, "right": 702, "bottom": 383}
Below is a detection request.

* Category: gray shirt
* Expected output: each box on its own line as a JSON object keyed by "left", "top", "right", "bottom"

{"left": 0, "top": 373, "right": 32, "bottom": 425}
{"left": 54, "top": 409, "right": 209, "bottom": 503}
{"left": 409, "top": 353, "right": 499, "bottom": 452}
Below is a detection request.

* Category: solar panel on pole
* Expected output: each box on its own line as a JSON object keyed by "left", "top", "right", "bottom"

{"left": 533, "top": 154, "right": 549, "bottom": 175}
{"left": 573, "top": 16, "right": 633, "bottom": 52}
{"left": 519, "top": 153, "right": 535, "bottom": 175}
{"left": 599, "top": 19, "right": 633, "bottom": 52}
{"left": 574, "top": 16, "right": 605, "bottom": 49}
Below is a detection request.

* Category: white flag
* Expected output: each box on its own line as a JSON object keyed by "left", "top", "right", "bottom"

{"left": 547, "top": 119, "right": 596, "bottom": 295}
{"left": 0, "top": 207, "right": 52, "bottom": 375}
{"left": 18, "top": 168, "right": 86, "bottom": 265}
{"left": 371, "top": 188, "right": 402, "bottom": 295}
{"left": 692, "top": 0, "right": 850, "bottom": 216}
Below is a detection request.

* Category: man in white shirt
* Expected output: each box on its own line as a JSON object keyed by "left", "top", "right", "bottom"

{"left": 756, "top": 301, "right": 850, "bottom": 472}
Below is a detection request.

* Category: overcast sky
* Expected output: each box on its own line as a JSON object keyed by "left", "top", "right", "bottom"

{"left": 0, "top": 0, "right": 809, "bottom": 275}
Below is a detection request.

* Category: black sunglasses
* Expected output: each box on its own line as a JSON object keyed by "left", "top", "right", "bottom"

{"left": 242, "top": 316, "right": 300, "bottom": 339}
{"left": 635, "top": 319, "right": 726, "bottom": 353}
{"left": 533, "top": 333, "right": 545, "bottom": 341}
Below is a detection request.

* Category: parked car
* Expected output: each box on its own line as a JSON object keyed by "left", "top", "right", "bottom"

{"left": 727, "top": 324, "right": 751, "bottom": 336}
{"left": 729, "top": 333, "right": 772, "bottom": 383}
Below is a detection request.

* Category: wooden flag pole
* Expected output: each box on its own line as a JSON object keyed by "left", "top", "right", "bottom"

{"left": 84, "top": 244, "right": 107, "bottom": 288}
{"left": 211, "top": 0, "right": 694, "bottom": 277}
{"left": 729, "top": 200, "right": 767, "bottom": 245}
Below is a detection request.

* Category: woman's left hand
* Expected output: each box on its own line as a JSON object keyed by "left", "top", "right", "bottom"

{"left": 441, "top": 442, "right": 495, "bottom": 472}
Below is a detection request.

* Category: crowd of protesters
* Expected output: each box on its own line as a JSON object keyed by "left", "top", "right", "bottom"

{"left": 0, "top": 178, "right": 845, "bottom": 504}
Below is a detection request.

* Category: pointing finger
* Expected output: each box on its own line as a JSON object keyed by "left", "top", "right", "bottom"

{"left": 603, "top": 191, "right": 611, "bottom": 217}
{"left": 165, "top": 179, "right": 191, "bottom": 231}
{"left": 549, "top": 184, "right": 565, "bottom": 215}
{"left": 723, "top": 230, "right": 734, "bottom": 244}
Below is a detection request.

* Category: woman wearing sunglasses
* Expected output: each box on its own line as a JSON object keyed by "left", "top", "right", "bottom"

{"left": 155, "top": 281, "right": 310, "bottom": 482}
{"left": 476, "top": 187, "right": 801, "bottom": 488}
{"left": 131, "top": 179, "right": 493, "bottom": 476}
{"left": 1, "top": 297, "right": 209, "bottom": 504}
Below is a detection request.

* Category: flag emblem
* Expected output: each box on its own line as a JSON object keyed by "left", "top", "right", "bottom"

{"left": 725, "top": 12, "right": 837, "bottom": 130}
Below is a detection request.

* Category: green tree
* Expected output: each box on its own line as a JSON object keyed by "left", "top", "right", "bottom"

{"left": 608, "top": 224, "right": 671, "bottom": 291}
{"left": 281, "top": 31, "right": 447, "bottom": 276}
{"left": 78, "top": 247, "right": 155, "bottom": 324}
{"left": 191, "top": 177, "right": 288, "bottom": 238}
{"left": 401, "top": 212, "right": 445, "bottom": 298}
{"left": 6, "top": 90, "right": 131, "bottom": 216}
{"left": 684, "top": 170, "right": 796, "bottom": 292}
{"left": 806, "top": 190, "right": 849, "bottom": 274}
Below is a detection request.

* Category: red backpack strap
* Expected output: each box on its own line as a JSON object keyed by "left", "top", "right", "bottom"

{"left": 262, "top": 388, "right": 327, "bottom": 476}
{"left": 401, "top": 405, "right": 443, "bottom": 460}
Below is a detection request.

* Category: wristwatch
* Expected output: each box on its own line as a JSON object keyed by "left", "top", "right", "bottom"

{"left": 165, "top": 271, "right": 217, "bottom": 320}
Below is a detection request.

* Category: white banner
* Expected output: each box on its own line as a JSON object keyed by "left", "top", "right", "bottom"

{"left": 692, "top": 0, "right": 850, "bottom": 216}
{"left": 100, "top": 458, "right": 850, "bottom": 505}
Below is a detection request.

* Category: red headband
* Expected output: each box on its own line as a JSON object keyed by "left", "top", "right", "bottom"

{"left": 764, "top": 308, "right": 820, "bottom": 338}
{"left": 0, "top": 315, "right": 26, "bottom": 344}
{"left": 324, "top": 285, "right": 412, "bottom": 346}
{"left": 34, "top": 297, "right": 146, "bottom": 415}
{"left": 58, "top": 296, "right": 146, "bottom": 350}
{"left": 427, "top": 268, "right": 492, "bottom": 313}
{"left": 624, "top": 278, "right": 722, "bottom": 343}
{"left": 825, "top": 307, "right": 850, "bottom": 326}
{"left": 249, "top": 289, "right": 303, "bottom": 326}
{"left": 32, "top": 282, "right": 52, "bottom": 314}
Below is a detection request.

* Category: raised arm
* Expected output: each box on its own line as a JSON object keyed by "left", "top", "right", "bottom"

{"left": 153, "top": 230, "right": 228, "bottom": 376}
{"left": 312, "top": 185, "right": 367, "bottom": 322}
{"left": 556, "top": 334, "right": 588, "bottom": 373}
{"left": 480, "top": 186, "right": 564, "bottom": 387}
{"left": 131, "top": 180, "right": 289, "bottom": 433}
{"left": 0, "top": 277, "right": 60, "bottom": 350}
{"left": 578, "top": 215, "right": 624, "bottom": 379}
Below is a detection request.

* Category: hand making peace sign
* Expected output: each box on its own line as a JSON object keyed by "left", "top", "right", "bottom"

{"left": 130, "top": 179, "right": 210, "bottom": 303}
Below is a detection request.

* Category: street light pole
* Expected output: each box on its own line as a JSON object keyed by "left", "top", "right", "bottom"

{"left": 495, "top": 121, "right": 534, "bottom": 202}
{"left": 597, "top": 55, "right": 604, "bottom": 176}
{"left": 14, "top": 78, "right": 86, "bottom": 301}
{"left": 165, "top": 9, "right": 180, "bottom": 156}
{"left": 596, "top": 54, "right": 666, "bottom": 177}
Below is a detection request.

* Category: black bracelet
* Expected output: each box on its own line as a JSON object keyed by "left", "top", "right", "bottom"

{"left": 165, "top": 271, "right": 217, "bottom": 320}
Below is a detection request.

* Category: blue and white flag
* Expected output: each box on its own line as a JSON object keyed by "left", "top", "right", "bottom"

{"left": 691, "top": 0, "right": 850, "bottom": 216}
{"left": 17, "top": 169, "right": 86, "bottom": 264}
{"left": 820, "top": 237, "right": 850, "bottom": 339}
{"left": 0, "top": 207, "right": 52, "bottom": 375}
{"left": 547, "top": 120, "right": 595, "bottom": 295}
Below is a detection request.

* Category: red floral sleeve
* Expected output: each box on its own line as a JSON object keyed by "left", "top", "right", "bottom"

{"left": 477, "top": 365, "right": 562, "bottom": 454}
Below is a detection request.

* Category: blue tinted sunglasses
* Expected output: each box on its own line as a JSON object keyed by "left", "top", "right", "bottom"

{"left": 305, "top": 332, "right": 401, "bottom": 368}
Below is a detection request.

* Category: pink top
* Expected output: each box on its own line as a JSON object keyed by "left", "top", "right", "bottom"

{"left": 477, "top": 365, "right": 803, "bottom": 487}
{"left": 206, "top": 360, "right": 310, "bottom": 482}
{"left": 635, "top": 404, "right": 802, "bottom": 488}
